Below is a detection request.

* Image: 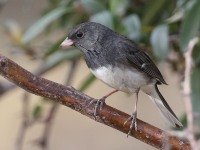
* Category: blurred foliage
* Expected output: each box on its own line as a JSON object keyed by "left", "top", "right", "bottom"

{"left": 32, "top": 104, "right": 42, "bottom": 119}
{"left": 3, "top": 0, "right": 200, "bottom": 137}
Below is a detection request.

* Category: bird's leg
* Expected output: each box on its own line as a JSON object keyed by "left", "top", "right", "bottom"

{"left": 86, "top": 89, "right": 118, "bottom": 117}
{"left": 124, "top": 90, "right": 139, "bottom": 136}
{"left": 94, "top": 89, "right": 119, "bottom": 116}
{"left": 89, "top": 89, "right": 118, "bottom": 118}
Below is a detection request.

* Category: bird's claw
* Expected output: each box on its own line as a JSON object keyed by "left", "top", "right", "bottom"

{"left": 123, "top": 112, "right": 137, "bottom": 137}
{"left": 86, "top": 97, "right": 106, "bottom": 120}
{"left": 94, "top": 97, "right": 105, "bottom": 117}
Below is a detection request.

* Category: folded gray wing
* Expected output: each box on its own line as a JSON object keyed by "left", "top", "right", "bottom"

{"left": 117, "top": 39, "right": 167, "bottom": 84}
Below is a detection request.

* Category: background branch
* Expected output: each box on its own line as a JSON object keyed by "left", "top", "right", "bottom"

{"left": 0, "top": 54, "right": 191, "bottom": 150}
{"left": 183, "top": 37, "right": 199, "bottom": 150}
{"left": 16, "top": 92, "right": 30, "bottom": 150}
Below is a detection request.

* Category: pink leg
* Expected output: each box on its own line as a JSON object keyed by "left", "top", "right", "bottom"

{"left": 94, "top": 89, "right": 119, "bottom": 117}
{"left": 124, "top": 89, "right": 139, "bottom": 136}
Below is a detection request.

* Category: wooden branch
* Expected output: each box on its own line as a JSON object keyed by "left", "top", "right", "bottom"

{"left": 0, "top": 56, "right": 65, "bottom": 96}
{"left": 39, "top": 60, "right": 78, "bottom": 149}
{"left": 0, "top": 54, "right": 191, "bottom": 150}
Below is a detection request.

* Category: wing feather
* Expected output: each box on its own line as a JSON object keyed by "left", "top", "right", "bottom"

{"left": 117, "top": 39, "right": 167, "bottom": 84}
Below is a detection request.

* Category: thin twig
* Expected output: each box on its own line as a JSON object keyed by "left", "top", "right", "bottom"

{"left": 0, "top": 54, "right": 191, "bottom": 150}
{"left": 40, "top": 102, "right": 58, "bottom": 150}
{"left": 16, "top": 92, "right": 30, "bottom": 150}
{"left": 183, "top": 37, "right": 199, "bottom": 150}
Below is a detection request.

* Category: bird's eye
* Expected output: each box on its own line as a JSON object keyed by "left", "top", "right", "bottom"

{"left": 76, "top": 32, "right": 84, "bottom": 38}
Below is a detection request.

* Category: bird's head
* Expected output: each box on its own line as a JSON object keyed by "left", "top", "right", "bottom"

{"left": 60, "top": 22, "right": 115, "bottom": 53}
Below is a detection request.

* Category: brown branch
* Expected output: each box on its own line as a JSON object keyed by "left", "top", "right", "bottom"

{"left": 183, "top": 37, "right": 199, "bottom": 150}
{"left": 0, "top": 66, "right": 49, "bottom": 96}
{"left": 39, "top": 60, "right": 78, "bottom": 150}
{"left": 0, "top": 54, "right": 191, "bottom": 150}
{"left": 0, "top": 55, "right": 69, "bottom": 97}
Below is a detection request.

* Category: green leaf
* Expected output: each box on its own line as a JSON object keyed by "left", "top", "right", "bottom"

{"left": 165, "top": 0, "right": 190, "bottom": 24}
{"left": 32, "top": 105, "right": 42, "bottom": 119}
{"left": 176, "top": 0, "right": 189, "bottom": 9}
{"left": 45, "top": 49, "right": 81, "bottom": 69}
{"left": 22, "top": 7, "right": 69, "bottom": 44}
{"left": 150, "top": 25, "right": 169, "bottom": 60}
{"left": 3, "top": 20, "right": 23, "bottom": 45}
{"left": 191, "top": 67, "right": 200, "bottom": 129}
{"left": 78, "top": 74, "right": 96, "bottom": 92}
{"left": 109, "top": 0, "right": 129, "bottom": 17}
{"left": 192, "top": 39, "right": 200, "bottom": 65}
{"left": 44, "top": 36, "right": 67, "bottom": 57}
{"left": 180, "top": 0, "right": 200, "bottom": 52}
{"left": 90, "top": 11, "right": 114, "bottom": 29}
{"left": 79, "top": 0, "right": 105, "bottom": 14}
{"left": 122, "top": 14, "right": 141, "bottom": 41}
{"left": 165, "top": 10, "right": 184, "bottom": 23}
{"left": 142, "top": 0, "right": 165, "bottom": 25}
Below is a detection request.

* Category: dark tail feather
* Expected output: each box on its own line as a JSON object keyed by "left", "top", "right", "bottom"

{"left": 147, "top": 84, "right": 183, "bottom": 128}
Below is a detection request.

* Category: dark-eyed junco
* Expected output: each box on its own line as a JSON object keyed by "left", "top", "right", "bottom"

{"left": 61, "top": 22, "right": 183, "bottom": 134}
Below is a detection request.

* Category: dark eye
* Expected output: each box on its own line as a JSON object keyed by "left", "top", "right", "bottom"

{"left": 76, "top": 32, "right": 84, "bottom": 38}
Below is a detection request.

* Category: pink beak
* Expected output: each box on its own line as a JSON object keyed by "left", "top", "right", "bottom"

{"left": 60, "top": 37, "right": 74, "bottom": 48}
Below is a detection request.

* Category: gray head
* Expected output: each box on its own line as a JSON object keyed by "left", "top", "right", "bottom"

{"left": 60, "top": 22, "right": 117, "bottom": 54}
{"left": 61, "top": 22, "right": 122, "bottom": 69}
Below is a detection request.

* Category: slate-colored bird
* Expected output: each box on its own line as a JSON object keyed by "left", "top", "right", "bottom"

{"left": 61, "top": 22, "right": 183, "bottom": 135}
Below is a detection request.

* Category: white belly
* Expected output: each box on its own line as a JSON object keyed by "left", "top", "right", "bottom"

{"left": 90, "top": 66, "right": 149, "bottom": 93}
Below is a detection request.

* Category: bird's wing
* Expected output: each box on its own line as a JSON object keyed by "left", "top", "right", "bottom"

{"left": 117, "top": 39, "right": 167, "bottom": 84}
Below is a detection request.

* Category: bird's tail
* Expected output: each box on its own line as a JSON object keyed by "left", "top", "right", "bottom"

{"left": 143, "top": 84, "right": 183, "bottom": 128}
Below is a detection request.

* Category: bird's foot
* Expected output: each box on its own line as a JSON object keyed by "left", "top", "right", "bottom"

{"left": 86, "top": 90, "right": 118, "bottom": 119}
{"left": 94, "top": 97, "right": 106, "bottom": 117}
{"left": 123, "top": 112, "right": 137, "bottom": 137}
{"left": 87, "top": 96, "right": 106, "bottom": 120}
